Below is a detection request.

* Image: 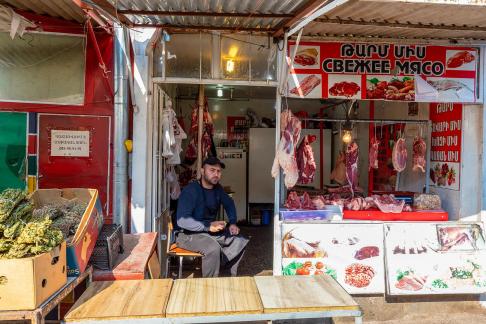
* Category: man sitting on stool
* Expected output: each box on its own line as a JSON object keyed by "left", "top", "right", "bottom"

{"left": 176, "top": 156, "right": 249, "bottom": 277}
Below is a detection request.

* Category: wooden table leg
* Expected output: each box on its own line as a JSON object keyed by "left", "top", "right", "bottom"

{"left": 31, "top": 310, "right": 44, "bottom": 324}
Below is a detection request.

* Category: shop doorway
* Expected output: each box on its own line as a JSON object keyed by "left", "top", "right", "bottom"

{"left": 152, "top": 83, "right": 334, "bottom": 277}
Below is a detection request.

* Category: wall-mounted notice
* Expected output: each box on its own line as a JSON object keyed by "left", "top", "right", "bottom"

{"left": 429, "top": 103, "right": 462, "bottom": 190}
{"left": 50, "top": 130, "right": 90, "bottom": 157}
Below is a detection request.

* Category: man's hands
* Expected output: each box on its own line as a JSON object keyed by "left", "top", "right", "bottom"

{"left": 209, "top": 221, "right": 226, "bottom": 233}
{"left": 209, "top": 221, "right": 240, "bottom": 235}
{"left": 229, "top": 224, "right": 240, "bottom": 235}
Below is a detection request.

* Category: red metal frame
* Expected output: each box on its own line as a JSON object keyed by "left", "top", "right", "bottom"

{"left": 368, "top": 101, "right": 375, "bottom": 195}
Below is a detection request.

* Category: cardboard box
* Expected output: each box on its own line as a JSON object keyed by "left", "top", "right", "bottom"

{"left": 31, "top": 189, "right": 104, "bottom": 276}
{"left": 0, "top": 242, "right": 67, "bottom": 310}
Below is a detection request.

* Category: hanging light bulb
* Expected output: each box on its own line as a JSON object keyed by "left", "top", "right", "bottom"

{"left": 226, "top": 59, "right": 235, "bottom": 73}
{"left": 342, "top": 130, "right": 353, "bottom": 144}
{"left": 342, "top": 119, "right": 353, "bottom": 144}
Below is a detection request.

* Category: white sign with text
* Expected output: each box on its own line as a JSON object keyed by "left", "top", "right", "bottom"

{"left": 51, "top": 130, "right": 90, "bottom": 157}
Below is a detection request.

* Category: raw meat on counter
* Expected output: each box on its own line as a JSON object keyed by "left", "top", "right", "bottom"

{"left": 345, "top": 142, "right": 359, "bottom": 196}
{"left": 345, "top": 263, "right": 375, "bottom": 288}
{"left": 412, "top": 136, "right": 426, "bottom": 173}
{"left": 330, "top": 152, "right": 347, "bottom": 185}
{"left": 354, "top": 246, "right": 380, "bottom": 260}
{"left": 294, "top": 48, "right": 318, "bottom": 66}
{"left": 285, "top": 191, "right": 412, "bottom": 213}
{"left": 392, "top": 138, "right": 407, "bottom": 172}
{"left": 346, "top": 197, "right": 375, "bottom": 211}
{"left": 372, "top": 194, "right": 406, "bottom": 213}
{"left": 284, "top": 192, "right": 315, "bottom": 210}
{"left": 290, "top": 75, "right": 321, "bottom": 97}
{"left": 296, "top": 135, "right": 317, "bottom": 184}
{"left": 272, "top": 110, "right": 302, "bottom": 188}
{"left": 369, "top": 137, "right": 380, "bottom": 171}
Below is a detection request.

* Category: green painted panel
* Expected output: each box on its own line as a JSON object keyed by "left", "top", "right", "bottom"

{"left": 0, "top": 112, "right": 27, "bottom": 191}
{"left": 27, "top": 155, "right": 37, "bottom": 176}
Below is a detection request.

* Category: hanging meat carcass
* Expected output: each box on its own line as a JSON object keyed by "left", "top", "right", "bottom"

{"left": 412, "top": 136, "right": 426, "bottom": 173}
{"left": 346, "top": 141, "right": 359, "bottom": 197}
{"left": 369, "top": 137, "right": 379, "bottom": 171}
{"left": 330, "top": 152, "right": 347, "bottom": 185}
{"left": 296, "top": 135, "right": 317, "bottom": 184}
{"left": 272, "top": 110, "right": 302, "bottom": 189}
{"left": 184, "top": 97, "right": 214, "bottom": 166}
{"left": 392, "top": 138, "right": 407, "bottom": 172}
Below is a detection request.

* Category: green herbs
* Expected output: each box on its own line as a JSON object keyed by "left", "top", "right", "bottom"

{"left": 396, "top": 269, "right": 412, "bottom": 281}
{"left": 450, "top": 267, "right": 473, "bottom": 279}
{"left": 432, "top": 279, "right": 448, "bottom": 289}
{"left": 282, "top": 261, "right": 302, "bottom": 276}
{"left": 0, "top": 189, "right": 65, "bottom": 259}
{"left": 33, "top": 201, "right": 87, "bottom": 241}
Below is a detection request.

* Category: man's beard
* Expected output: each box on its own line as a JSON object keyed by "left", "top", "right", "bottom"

{"left": 203, "top": 174, "right": 219, "bottom": 185}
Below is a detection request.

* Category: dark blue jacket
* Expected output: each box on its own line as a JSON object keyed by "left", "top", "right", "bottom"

{"left": 176, "top": 181, "right": 237, "bottom": 232}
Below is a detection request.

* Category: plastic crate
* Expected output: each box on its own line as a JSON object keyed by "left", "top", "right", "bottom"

{"left": 89, "top": 224, "right": 124, "bottom": 270}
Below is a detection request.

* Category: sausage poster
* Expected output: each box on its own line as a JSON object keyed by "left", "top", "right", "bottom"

{"left": 281, "top": 223, "right": 385, "bottom": 294}
{"left": 288, "top": 42, "right": 479, "bottom": 103}
{"left": 429, "top": 103, "right": 462, "bottom": 190}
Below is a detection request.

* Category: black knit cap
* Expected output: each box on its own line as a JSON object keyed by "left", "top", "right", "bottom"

{"left": 202, "top": 156, "right": 226, "bottom": 169}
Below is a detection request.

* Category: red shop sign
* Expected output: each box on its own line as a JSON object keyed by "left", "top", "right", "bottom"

{"left": 429, "top": 103, "right": 462, "bottom": 190}
{"left": 287, "top": 42, "right": 479, "bottom": 103}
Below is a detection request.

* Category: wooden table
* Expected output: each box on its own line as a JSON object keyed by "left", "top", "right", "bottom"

{"left": 65, "top": 279, "right": 173, "bottom": 322}
{"left": 166, "top": 277, "right": 263, "bottom": 317}
{"left": 64, "top": 275, "right": 362, "bottom": 323}
{"left": 0, "top": 267, "right": 92, "bottom": 324}
{"left": 92, "top": 233, "right": 157, "bottom": 281}
{"left": 255, "top": 275, "right": 362, "bottom": 323}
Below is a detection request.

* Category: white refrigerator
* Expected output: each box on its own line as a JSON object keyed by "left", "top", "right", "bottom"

{"left": 216, "top": 147, "right": 247, "bottom": 222}
{"left": 248, "top": 128, "right": 331, "bottom": 204}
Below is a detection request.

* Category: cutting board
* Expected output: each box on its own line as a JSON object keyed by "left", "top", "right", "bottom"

{"left": 254, "top": 275, "right": 359, "bottom": 313}
{"left": 64, "top": 279, "right": 172, "bottom": 321}
{"left": 165, "top": 277, "right": 263, "bottom": 317}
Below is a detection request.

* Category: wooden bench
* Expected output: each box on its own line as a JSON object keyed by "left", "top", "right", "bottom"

{"left": 92, "top": 233, "right": 158, "bottom": 281}
{"left": 64, "top": 275, "right": 363, "bottom": 323}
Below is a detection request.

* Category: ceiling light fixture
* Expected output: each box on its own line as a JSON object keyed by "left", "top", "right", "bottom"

{"left": 226, "top": 59, "right": 235, "bottom": 73}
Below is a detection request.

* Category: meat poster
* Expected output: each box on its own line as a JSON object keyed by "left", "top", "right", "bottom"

{"left": 385, "top": 222, "right": 486, "bottom": 295}
{"left": 227, "top": 116, "right": 248, "bottom": 142}
{"left": 281, "top": 223, "right": 385, "bottom": 294}
{"left": 429, "top": 103, "right": 462, "bottom": 191}
{"left": 288, "top": 42, "right": 479, "bottom": 103}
